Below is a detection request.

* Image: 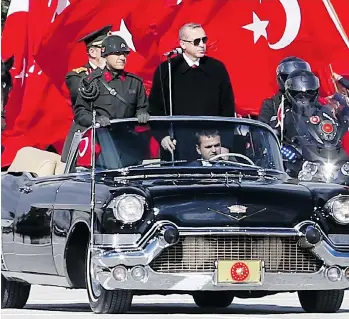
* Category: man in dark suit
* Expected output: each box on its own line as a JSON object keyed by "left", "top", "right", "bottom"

{"left": 149, "top": 22, "right": 235, "bottom": 155}
{"left": 185, "top": 129, "right": 229, "bottom": 166}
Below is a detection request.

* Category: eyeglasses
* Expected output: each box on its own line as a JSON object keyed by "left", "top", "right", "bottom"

{"left": 181, "top": 36, "right": 208, "bottom": 46}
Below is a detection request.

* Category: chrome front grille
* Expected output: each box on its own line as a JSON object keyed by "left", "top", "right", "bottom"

{"left": 150, "top": 235, "right": 322, "bottom": 273}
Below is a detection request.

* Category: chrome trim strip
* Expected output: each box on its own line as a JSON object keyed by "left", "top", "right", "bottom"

{"left": 94, "top": 233, "right": 141, "bottom": 247}
{"left": 96, "top": 265, "right": 349, "bottom": 291}
{"left": 92, "top": 236, "right": 170, "bottom": 267}
{"left": 295, "top": 220, "right": 349, "bottom": 250}
{"left": 312, "top": 241, "right": 349, "bottom": 267}
{"left": 178, "top": 227, "right": 298, "bottom": 237}
{"left": 93, "top": 221, "right": 299, "bottom": 251}
{"left": 113, "top": 174, "right": 278, "bottom": 181}
{"left": 2, "top": 271, "right": 71, "bottom": 288}
{"left": 328, "top": 234, "right": 349, "bottom": 247}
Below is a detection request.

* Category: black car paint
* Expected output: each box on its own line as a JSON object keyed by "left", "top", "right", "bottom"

{"left": 2, "top": 114, "right": 349, "bottom": 287}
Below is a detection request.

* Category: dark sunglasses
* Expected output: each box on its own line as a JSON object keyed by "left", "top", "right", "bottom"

{"left": 181, "top": 36, "right": 208, "bottom": 46}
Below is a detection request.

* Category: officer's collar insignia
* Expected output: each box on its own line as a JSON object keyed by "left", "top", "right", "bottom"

{"left": 72, "top": 67, "right": 88, "bottom": 74}
{"left": 120, "top": 72, "right": 126, "bottom": 82}
{"left": 103, "top": 71, "right": 113, "bottom": 82}
{"left": 309, "top": 115, "right": 320, "bottom": 125}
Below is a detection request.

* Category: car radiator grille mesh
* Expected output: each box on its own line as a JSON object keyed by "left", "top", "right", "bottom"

{"left": 150, "top": 235, "right": 323, "bottom": 273}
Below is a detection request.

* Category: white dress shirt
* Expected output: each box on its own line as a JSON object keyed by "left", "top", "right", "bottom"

{"left": 183, "top": 53, "right": 200, "bottom": 67}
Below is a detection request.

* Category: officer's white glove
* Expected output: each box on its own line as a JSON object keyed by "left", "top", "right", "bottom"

{"left": 96, "top": 115, "right": 110, "bottom": 127}
{"left": 136, "top": 111, "right": 150, "bottom": 124}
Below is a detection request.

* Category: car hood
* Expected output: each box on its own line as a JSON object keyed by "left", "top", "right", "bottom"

{"left": 99, "top": 168, "right": 317, "bottom": 228}
{"left": 144, "top": 180, "right": 315, "bottom": 228}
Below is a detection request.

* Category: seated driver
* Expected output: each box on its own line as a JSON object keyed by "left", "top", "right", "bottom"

{"left": 189, "top": 129, "right": 229, "bottom": 166}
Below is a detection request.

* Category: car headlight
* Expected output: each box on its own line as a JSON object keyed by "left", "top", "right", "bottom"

{"left": 302, "top": 161, "right": 319, "bottom": 175}
{"left": 341, "top": 162, "right": 349, "bottom": 176}
{"left": 298, "top": 161, "right": 319, "bottom": 181}
{"left": 108, "top": 194, "right": 145, "bottom": 224}
{"left": 324, "top": 195, "right": 349, "bottom": 225}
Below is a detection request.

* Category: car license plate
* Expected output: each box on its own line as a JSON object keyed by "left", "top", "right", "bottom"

{"left": 217, "top": 260, "right": 262, "bottom": 284}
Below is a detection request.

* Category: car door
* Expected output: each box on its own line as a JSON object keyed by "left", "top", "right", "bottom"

{"left": 14, "top": 174, "right": 64, "bottom": 274}
{"left": 1, "top": 173, "right": 23, "bottom": 272}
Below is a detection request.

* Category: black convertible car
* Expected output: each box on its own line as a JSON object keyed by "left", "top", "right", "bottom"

{"left": 1, "top": 117, "right": 349, "bottom": 314}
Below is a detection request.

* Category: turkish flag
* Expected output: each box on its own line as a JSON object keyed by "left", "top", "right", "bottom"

{"left": 3, "top": 0, "right": 349, "bottom": 168}
{"left": 76, "top": 129, "right": 101, "bottom": 168}
{"left": 34, "top": 0, "right": 349, "bottom": 116}
{"left": 1, "top": 0, "right": 73, "bottom": 167}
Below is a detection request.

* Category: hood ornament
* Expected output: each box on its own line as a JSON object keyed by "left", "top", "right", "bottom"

{"left": 227, "top": 205, "right": 247, "bottom": 214}
{"left": 208, "top": 205, "right": 266, "bottom": 221}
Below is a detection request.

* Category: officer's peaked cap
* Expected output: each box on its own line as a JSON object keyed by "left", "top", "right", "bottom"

{"left": 78, "top": 25, "right": 112, "bottom": 47}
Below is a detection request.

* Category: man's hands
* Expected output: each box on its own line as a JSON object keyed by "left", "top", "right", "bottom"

{"left": 96, "top": 115, "right": 110, "bottom": 127}
{"left": 136, "top": 111, "right": 150, "bottom": 123}
{"left": 161, "top": 136, "right": 177, "bottom": 152}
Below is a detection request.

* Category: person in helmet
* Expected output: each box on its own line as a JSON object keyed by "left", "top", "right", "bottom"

{"left": 258, "top": 56, "right": 312, "bottom": 136}
{"left": 284, "top": 69, "right": 320, "bottom": 115}
{"left": 282, "top": 69, "right": 347, "bottom": 140}
{"left": 61, "top": 35, "right": 150, "bottom": 162}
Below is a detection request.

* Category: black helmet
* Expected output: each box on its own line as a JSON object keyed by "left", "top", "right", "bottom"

{"left": 284, "top": 69, "right": 320, "bottom": 110}
{"left": 101, "top": 35, "right": 130, "bottom": 57}
{"left": 276, "top": 56, "right": 311, "bottom": 91}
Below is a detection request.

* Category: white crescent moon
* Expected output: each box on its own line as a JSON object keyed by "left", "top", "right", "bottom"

{"left": 268, "top": 0, "right": 302, "bottom": 50}
{"left": 78, "top": 137, "right": 89, "bottom": 157}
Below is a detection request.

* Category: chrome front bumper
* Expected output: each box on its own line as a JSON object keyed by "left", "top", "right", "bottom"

{"left": 91, "top": 221, "right": 349, "bottom": 291}
{"left": 95, "top": 265, "right": 349, "bottom": 291}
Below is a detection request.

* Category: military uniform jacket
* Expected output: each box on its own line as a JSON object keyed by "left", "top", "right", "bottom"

{"left": 74, "top": 67, "right": 149, "bottom": 127}
{"left": 65, "top": 63, "right": 92, "bottom": 105}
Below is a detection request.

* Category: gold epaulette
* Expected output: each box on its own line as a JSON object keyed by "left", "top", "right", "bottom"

{"left": 72, "top": 67, "right": 88, "bottom": 74}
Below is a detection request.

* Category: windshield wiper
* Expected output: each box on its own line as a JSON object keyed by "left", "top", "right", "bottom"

{"left": 199, "top": 159, "right": 261, "bottom": 169}
{"left": 115, "top": 160, "right": 188, "bottom": 174}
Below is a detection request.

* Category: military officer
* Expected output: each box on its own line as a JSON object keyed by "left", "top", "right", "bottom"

{"left": 61, "top": 35, "right": 150, "bottom": 162}
{"left": 65, "top": 25, "right": 112, "bottom": 105}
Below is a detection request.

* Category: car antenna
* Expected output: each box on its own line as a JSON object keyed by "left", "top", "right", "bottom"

{"left": 90, "top": 109, "right": 99, "bottom": 251}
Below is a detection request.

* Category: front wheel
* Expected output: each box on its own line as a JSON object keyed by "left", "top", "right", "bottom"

{"left": 298, "top": 290, "right": 344, "bottom": 313}
{"left": 193, "top": 291, "right": 234, "bottom": 308}
{"left": 1, "top": 275, "right": 31, "bottom": 308}
{"left": 86, "top": 247, "right": 133, "bottom": 314}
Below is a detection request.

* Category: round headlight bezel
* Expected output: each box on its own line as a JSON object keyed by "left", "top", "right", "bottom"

{"left": 108, "top": 194, "right": 146, "bottom": 224}
{"left": 302, "top": 161, "right": 319, "bottom": 175}
{"left": 324, "top": 195, "right": 349, "bottom": 225}
{"left": 341, "top": 162, "right": 349, "bottom": 176}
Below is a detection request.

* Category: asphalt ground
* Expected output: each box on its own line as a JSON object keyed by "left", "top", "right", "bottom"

{"left": 1, "top": 286, "right": 348, "bottom": 318}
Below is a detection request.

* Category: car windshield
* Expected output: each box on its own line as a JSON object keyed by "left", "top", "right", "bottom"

{"left": 74, "top": 118, "right": 284, "bottom": 172}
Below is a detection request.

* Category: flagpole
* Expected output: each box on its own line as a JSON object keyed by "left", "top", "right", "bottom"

{"left": 322, "top": 0, "right": 349, "bottom": 49}
{"left": 329, "top": 63, "right": 339, "bottom": 93}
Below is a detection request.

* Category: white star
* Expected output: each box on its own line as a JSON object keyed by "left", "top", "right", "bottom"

{"left": 111, "top": 19, "right": 136, "bottom": 52}
{"left": 51, "top": 0, "right": 70, "bottom": 22}
{"left": 242, "top": 12, "right": 269, "bottom": 44}
{"left": 14, "top": 58, "right": 28, "bottom": 86}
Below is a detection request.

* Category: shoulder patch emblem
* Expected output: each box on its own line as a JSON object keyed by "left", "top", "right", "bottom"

{"left": 72, "top": 67, "right": 88, "bottom": 74}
